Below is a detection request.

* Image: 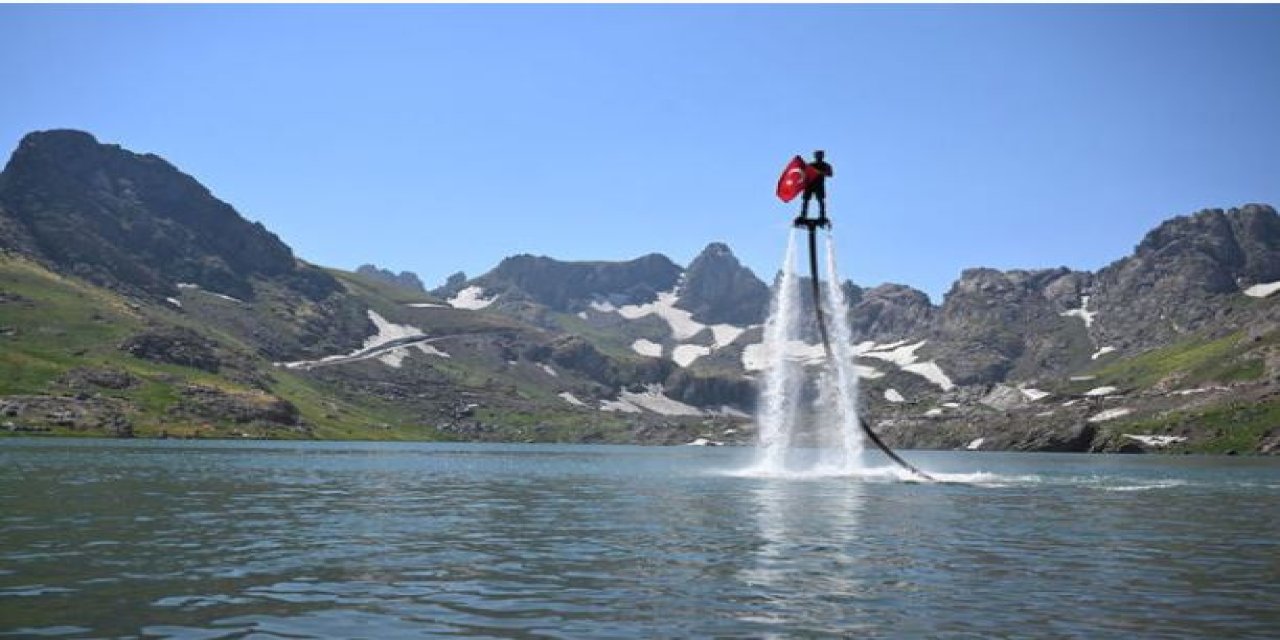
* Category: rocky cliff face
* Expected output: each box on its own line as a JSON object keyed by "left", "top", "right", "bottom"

{"left": 1091, "top": 205, "right": 1280, "bottom": 352}
{"left": 848, "top": 283, "right": 933, "bottom": 343}
{"left": 930, "top": 268, "right": 1094, "bottom": 385}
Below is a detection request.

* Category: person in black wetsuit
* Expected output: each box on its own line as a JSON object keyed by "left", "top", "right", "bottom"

{"left": 794, "top": 150, "right": 833, "bottom": 228}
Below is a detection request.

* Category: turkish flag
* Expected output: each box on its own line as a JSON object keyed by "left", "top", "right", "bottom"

{"left": 776, "top": 155, "right": 809, "bottom": 202}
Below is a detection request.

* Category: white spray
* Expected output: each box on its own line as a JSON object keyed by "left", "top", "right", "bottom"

{"left": 748, "top": 228, "right": 867, "bottom": 477}
{"left": 752, "top": 231, "right": 803, "bottom": 474}
{"left": 820, "top": 232, "right": 866, "bottom": 472}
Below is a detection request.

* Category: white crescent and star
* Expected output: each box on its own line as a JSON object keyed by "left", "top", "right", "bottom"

{"left": 784, "top": 167, "right": 804, "bottom": 186}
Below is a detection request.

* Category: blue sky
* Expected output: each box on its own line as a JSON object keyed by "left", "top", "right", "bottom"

{"left": 2, "top": 4, "right": 1278, "bottom": 301}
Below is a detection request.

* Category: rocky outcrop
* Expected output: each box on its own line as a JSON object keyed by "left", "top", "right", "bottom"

{"left": 120, "top": 327, "right": 223, "bottom": 373}
{"left": 57, "top": 366, "right": 140, "bottom": 391}
{"left": 171, "top": 384, "right": 301, "bottom": 426}
{"left": 356, "top": 264, "right": 426, "bottom": 293}
{"left": 662, "top": 368, "right": 756, "bottom": 410}
{"left": 848, "top": 283, "right": 934, "bottom": 342}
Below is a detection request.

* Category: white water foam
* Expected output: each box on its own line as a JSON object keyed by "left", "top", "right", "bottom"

{"left": 749, "top": 231, "right": 804, "bottom": 474}
{"left": 818, "top": 232, "right": 866, "bottom": 472}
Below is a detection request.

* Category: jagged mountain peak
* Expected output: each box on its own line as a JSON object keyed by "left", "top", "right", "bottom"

{"left": 677, "top": 241, "right": 769, "bottom": 326}
{"left": 355, "top": 264, "right": 426, "bottom": 294}
{"left": 694, "top": 241, "right": 735, "bottom": 259}
{"left": 1131, "top": 204, "right": 1280, "bottom": 289}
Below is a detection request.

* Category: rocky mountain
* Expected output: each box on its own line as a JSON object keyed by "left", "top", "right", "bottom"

{"left": 928, "top": 267, "right": 1094, "bottom": 385}
{"left": 419, "top": 200, "right": 1280, "bottom": 454}
{"left": 677, "top": 242, "right": 770, "bottom": 326}
{"left": 473, "top": 253, "right": 682, "bottom": 313}
{"left": 355, "top": 264, "right": 426, "bottom": 294}
{"left": 0, "top": 130, "right": 370, "bottom": 361}
{"left": 2, "top": 129, "right": 1278, "bottom": 453}
{"left": 0, "top": 130, "right": 337, "bottom": 303}
{"left": 1091, "top": 205, "right": 1280, "bottom": 352}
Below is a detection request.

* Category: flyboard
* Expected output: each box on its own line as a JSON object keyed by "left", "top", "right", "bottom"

{"left": 779, "top": 155, "right": 935, "bottom": 482}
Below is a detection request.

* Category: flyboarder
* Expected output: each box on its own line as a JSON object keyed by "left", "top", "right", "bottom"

{"left": 772, "top": 150, "right": 936, "bottom": 482}
{"left": 795, "top": 150, "right": 833, "bottom": 228}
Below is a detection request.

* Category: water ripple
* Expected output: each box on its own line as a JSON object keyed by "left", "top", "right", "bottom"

{"left": 1, "top": 441, "right": 1277, "bottom": 638}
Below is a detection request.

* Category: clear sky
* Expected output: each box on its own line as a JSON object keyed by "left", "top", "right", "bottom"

{"left": 2, "top": 4, "right": 1278, "bottom": 301}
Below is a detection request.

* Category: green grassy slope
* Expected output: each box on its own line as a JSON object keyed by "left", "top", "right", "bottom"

{"left": 0, "top": 256, "right": 655, "bottom": 441}
{"left": 0, "top": 255, "right": 450, "bottom": 439}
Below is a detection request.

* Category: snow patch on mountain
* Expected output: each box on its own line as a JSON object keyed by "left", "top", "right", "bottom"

{"left": 1091, "top": 346, "right": 1117, "bottom": 360}
{"left": 279, "top": 310, "right": 428, "bottom": 370}
{"left": 599, "top": 398, "right": 642, "bottom": 413}
{"left": 177, "top": 282, "right": 242, "bottom": 303}
{"left": 1084, "top": 386, "right": 1119, "bottom": 397}
{"left": 710, "top": 324, "right": 746, "bottom": 348}
{"left": 672, "top": 344, "right": 711, "bottom": 368}
{"left": 559, "top": 392, "right": 586, "bottom": 406}
{"left": 862, "top": 340, "right": 927, "bottom": 366}
{"left": 588, "top": 288, "right": 752, "bottom": 368}
{"left": 367, "top": 311, "right": 425, "bottom": 345}
{"left": 379, "top": 343, "right": 448, "bottom": 368}
{"left": 860, "top": 340, "right": 954, "bottom": 390}
{"left": 857, "top": 339, "right": 908, "bottom": 353}
{"left": 540, "top": 364, "right": 558, "bottom": 377}
{"left": 613, "top": 289, "right": 750, "bottom": 346}
{"left": 1061, "top": 295, "right": 1097, "bottom": 328}
{"left": 631, "top": 339, "right": 663, "bottom": 358}
{"left": 618, "top": 385, "right": 703, "bottom": 416}
{"left": 616, "top": 291, "right": 702, "bottom": 339}
{"left": 1089, "top": 407, "right": 1131, "bottom": 423}
{"left": 1019, "top": 386, "right": 1050, "bottom": 401}
{"left": 1123, "top": 434, "right": 1186, "bottom": 447}
{"left": 449, "top": 286, "right": 496, "bottom": 310}
{"left": 903, "top": 362, "right": 955, "bottom": 391}
{"left": 885, "top": 388, "right": 905, "bottom": 403}
{"left": 1244, "top": 281, "right": 1280, "bottom": 298}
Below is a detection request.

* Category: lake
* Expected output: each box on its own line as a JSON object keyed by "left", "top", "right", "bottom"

{"left": 1, "top": 439, "right": 1278, "bottom": 638}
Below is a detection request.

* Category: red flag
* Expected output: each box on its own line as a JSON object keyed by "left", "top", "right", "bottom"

{"left": 776, "top": 155, "right": 809, "bottom": 202}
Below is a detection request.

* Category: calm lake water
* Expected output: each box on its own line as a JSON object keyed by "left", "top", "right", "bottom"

{"left": 1, "top": 439, "right": 1278, "bottom": 639}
